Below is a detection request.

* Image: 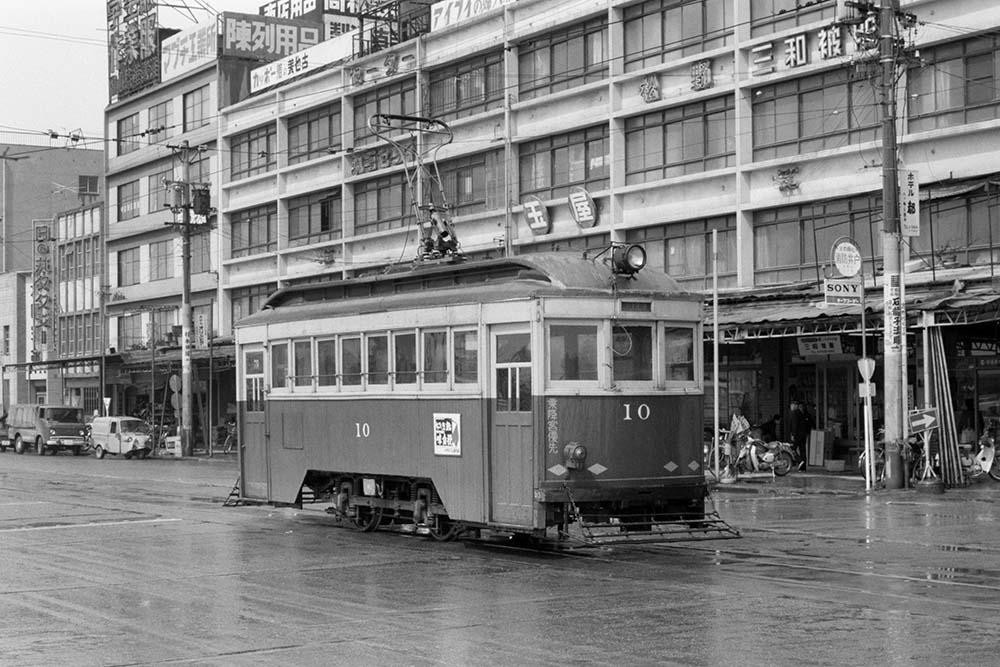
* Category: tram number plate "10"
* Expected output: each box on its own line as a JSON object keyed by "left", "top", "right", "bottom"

{"left": 622, "top": 403, "right": 651, "bottom": 421}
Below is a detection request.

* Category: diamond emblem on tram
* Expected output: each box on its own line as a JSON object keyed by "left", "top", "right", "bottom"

{"left": 689, "top": 460, "right": 701, "bottom": 471}
{"left": 664, "top": 461, "right": 678, "bottom": 472}
{"left": 548, "top": 464, "right": 567, "bottom": 477}
{"left": 588, "top": 463, "right": 607, "bottom": 475}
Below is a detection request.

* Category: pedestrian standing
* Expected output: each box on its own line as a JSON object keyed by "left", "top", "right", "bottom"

{"left": 788, "top": 400, "right": 811, "bottom": 470}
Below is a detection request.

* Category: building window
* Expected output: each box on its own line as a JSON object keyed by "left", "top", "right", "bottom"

{"left": 3, "top": 325, "right": 8, "bottom": 355}
{"left": 431, "top": 150, "right": 504, "bottom": 216}
{"left": 116, "top": 113, "right": 140, "bottom": 156}
{"left": 911, "top": 184, "right": 1000, "bottom": 268}
{"left": 288, "top": 103, "right": 342, "bottom": 165}
{"left": 117, "top": 180, "right": 140, "bottom": 221}
{"left": 147, "top": 100, "right": 174, "bottom": 144}
{"left": 231, "top": 204, "right": 277, "bottom": 258}
{"left": 189, "top": 153, "right": 211, "bottom": 185}
{"left": 353, "top": 173, "right": 415, "bottom": 235}
{"left": 118, "top": 313, "right": 144, "bottom": 350}
{"left": 427, "top": 51, "right": 505, "bottom": 120}
{"left": 625, "top": 96, "right": 735, "bottom": 184}
{"left": 626, "top": 216, "right": 737, "bottom": 291}
{"left": 623, "top": 0, "right": 733, "bottom": 72}
{"left": 231, "top": 124, "right": 277, "bottom": 179}
{"left": 149, "top": 239, "right": 174, "bottom": 281}
{"left": 147, "top": 165, "right": 172, "bottom": 214}
{"left": 752, "top": 69, "right": 879, "bottom": 161}
{"left": 183, "top": 85, "right": 209, "bottom": 132}
{"left": 117, "top": 247, "right": 141, "bottom": 286}
{"left": 518, "top": 18, "right": 607, "bottom": 101}
{"left": 750, "top": 0, "right": 836, "bottom": 37}
{"left": 908, "top": 36, "right": 1000, "bottom": 132}
{"left": 78, "top": 175, "right": 100, "bottom": 196}
{"left": 232, "top": 283, "right": 276, "bottom": 325}
{"left": 352, "top": 79, "right": 417, "bottom": 146}
{"left": 190, "top": 230, "right": 211, "bottom": 274}
{"left": 519, "top": 124, "right": 609, "bottom": 200}
{"left": 288, "top": 189, "right": 342, "bottom": 246}
{"left": 754, "top": 194, "right": 882, "bottom": 284}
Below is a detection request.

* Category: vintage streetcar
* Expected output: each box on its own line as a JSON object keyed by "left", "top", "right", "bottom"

{"left": 233, "top": 246, "right": 737, "bottom": 546}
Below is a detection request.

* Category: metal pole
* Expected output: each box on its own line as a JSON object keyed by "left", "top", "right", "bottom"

{"left": 149, "top": 310, "right": 155, "bottom": 417}
{"left": 180, "top": 142, "right": 194, "bottom": 457}
{"left": 712, "top": 229, "right": 720, "bottom": 480}
{"left": 208, "top": 309, "right": 214, "bottom": 457}
{"left": 880, "top": 0, "right": 906, "bottom": 489}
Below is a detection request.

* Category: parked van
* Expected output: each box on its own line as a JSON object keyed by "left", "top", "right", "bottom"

{"left": 89, "top": 416, "right": 152, "bottom": 459}
{"left": 5, "top": 404, "right": 88, "bottom": 456}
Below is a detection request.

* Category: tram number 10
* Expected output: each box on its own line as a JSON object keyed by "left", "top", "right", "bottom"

{"left": 355, "top": 422, "right": 371, "bottom": 438}
{"left": 622, "top": 403, "right": 651, "bottom": 421}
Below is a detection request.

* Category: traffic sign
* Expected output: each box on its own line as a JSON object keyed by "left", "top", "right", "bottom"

{"left": 908, "top": 407, "right": 938, "bottom": 435}
{"left": 900, "top": 170, "right": 920, "bottom": 237}
{"left": 858, "top": 382, "right": 876, "bottom": 398}
{"left": 857, "top": 357, "right": 875, "bottom": 381}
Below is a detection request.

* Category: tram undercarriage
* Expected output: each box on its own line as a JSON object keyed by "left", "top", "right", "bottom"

{"left": 295, "top": 470, "right": 739, "bottom": 547}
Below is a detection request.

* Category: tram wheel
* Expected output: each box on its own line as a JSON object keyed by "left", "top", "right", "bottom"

{"left": 352, "top": 506, "right": 383, "bottom": 532}
{"left": 428, "top": 517, "right": 459, "bottom": 541}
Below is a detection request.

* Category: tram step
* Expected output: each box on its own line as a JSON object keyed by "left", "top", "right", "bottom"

{"left": 574, "top": 512, "right": 740, "bottom": 545}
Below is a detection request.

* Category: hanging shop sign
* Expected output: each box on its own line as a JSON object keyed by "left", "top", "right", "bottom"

{"left": 568, "top": 187, "right": 598, "bottom": 228}
{"left": 259, "top": 0, "right": 326, "bottom": 22}
{"left": 823, "top": 277, "right": 862, "bottom": 305}
{"left": 161, "top": 22, "right": 217, "bottom": 83}
{"left": 797, "top": 335, "right": 843, "bottom": 358}
{"left": 222, "top": 12, "right": 322, "bottom": 61}
{"left": 522, "top": 195, "right": 550, "bottom": 235}
{"left": 831, "top": 236, "right": 862, "bottom": 278}
{"left": 900, "top": 170, "right": 920, "bottom": 237}
{"left": 886, "top": 274, "right": 902, "bottom": 350}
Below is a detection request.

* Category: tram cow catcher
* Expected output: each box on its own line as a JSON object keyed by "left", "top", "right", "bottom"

{"left": 233, "top": 250, "right": 737, "bottom": 546}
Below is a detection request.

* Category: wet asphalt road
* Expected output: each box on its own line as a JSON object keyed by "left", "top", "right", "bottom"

{"left": 1, "top": 452, "right": 999, "bottom": 666}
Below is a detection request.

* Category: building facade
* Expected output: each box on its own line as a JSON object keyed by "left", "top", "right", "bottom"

{"left": 214, "top": 0, "right": 1000, "bottom": 470}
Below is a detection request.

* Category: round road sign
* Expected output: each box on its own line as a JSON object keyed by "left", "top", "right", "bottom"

{"left": 832, "top": 237, "right": 862, "bottom": 277}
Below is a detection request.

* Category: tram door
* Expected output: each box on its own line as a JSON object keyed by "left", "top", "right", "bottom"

{"left": 240, "top": 347, "right": 268, "bottom": 500}
{"left": 489, "top": 327, "right": 534, "bottom": 526}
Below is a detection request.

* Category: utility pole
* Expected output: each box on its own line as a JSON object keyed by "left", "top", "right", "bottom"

{"left": 879, "top": 0, "right": 905, "bottom": 489}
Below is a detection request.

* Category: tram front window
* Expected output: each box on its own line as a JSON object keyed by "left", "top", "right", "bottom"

{"left": 342, "top": 337, "right": 362, "bottom": 385}
{"left": 664, "top": 326, "right": 695, "bottom": 381}
{"left": 368, "top": 334, "right": 389, "bottom": 385}
{"left": 612, "top": 324, "right": 652, "bottom": 381}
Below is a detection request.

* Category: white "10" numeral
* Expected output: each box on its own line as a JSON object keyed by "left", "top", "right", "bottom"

{"left": 622, "top": 403, "right": 651, "bottom": 421}
{"left": 355, "top": 422, "right": 370, "bottom": 437}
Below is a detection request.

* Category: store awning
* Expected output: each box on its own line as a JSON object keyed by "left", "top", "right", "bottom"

{"left": 2, "top": 353, "right": 121, "bottom": 374}
{"left": 705, "top": 279, "right": 1000, "bottom": 340}
{"left": 117, "top": 343, "right": 235, "bottom": 370}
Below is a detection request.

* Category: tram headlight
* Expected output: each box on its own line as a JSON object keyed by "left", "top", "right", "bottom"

{"left": 564, "top": 443, "right": 588, "bottom": 470}
{"left": 611, "top": 244, "right": 646, "bottom": 276}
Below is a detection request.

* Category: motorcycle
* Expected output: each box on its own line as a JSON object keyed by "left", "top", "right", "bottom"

{"left": 960, "top": 428, "right": 999, "bottom": 481}
{"left": 733, "top": 432, "right": 796, "bottom": 476}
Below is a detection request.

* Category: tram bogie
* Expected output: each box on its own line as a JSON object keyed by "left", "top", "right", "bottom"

{"left": 235, "top": 250, "right": 734, "bottom": 546}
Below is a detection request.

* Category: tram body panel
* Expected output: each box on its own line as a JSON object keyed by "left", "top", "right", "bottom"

{"left": 264, "top": 396, "right": 488, "bottom": 520}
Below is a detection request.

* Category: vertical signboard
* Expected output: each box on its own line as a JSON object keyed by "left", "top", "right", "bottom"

{"left": 900, "top": 170, "right": 920, "bottom": 237}
{"left": 32, "top": 221, "right": 54, "bottom": 350}
{"left": 886, "top": 273, "right": 902, "bottom": 351}
{"left": 107, "top": 0, "right": 161, "bottom": 102}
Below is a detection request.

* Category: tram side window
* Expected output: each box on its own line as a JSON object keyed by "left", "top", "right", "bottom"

{"left": 612, "top": 324, "right": 652, "bottom": 381}
{"left": 293, "top": 340, "right": 312, "bottom": 387}
{"left": 424, "top": 331, "right": 448, "bottom": 383}
{"left": 367, "top": 334, "right": 389, "bottom": 385}
{"left": 394, "top": 332, "right": 417, "bottom": 384}
{"left": 342, "top": 337, "right": 362, "bottom": 385}
{"left": 664, "top": 326, "right": 695, "bottom": 382}
{"left": 453, "top": 330, "right": 478, "bottom": 384}
{"left": 317, "top": 339, "right": 337, "bottom": 386}
{"left": 549, "top": 324, "right": 598, "bottom": 381}
{"left": 271, "top": 342, "right": 289, "bottom": 390}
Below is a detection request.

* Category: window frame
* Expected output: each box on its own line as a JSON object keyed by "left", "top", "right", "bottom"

{"left": 231, "top": 124, "right": 277, "bottom": 180}
{"left": 183, "top": 85, "right": 210, "bottom": 132}
{"left": 287, "top": 102, "right": 342, "bottom": 165}
{"left": 518, "top": 18, "right": 608, "bottom": 101}
{"left": 546, "top": 321, "right": 601, "bottom": 388}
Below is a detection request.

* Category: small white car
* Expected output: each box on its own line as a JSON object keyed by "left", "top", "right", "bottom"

{"left": 89, "top": 417, "right": 153, "bottom": 460}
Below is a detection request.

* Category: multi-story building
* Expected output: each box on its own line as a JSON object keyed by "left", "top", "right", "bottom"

{"left": 216, "top": 0, "right": 1000, "bottom": 471}
{"left": 0, "top": 139, "right": 102, "bottom": 408}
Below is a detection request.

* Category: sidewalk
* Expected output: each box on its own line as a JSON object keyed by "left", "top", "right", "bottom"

{"left": 709, "top": 468, "right": 866, "bottom": 495}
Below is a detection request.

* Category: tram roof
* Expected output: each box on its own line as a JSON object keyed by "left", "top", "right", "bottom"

{"left": 237, "top": 252, "right": 698, "bottom": 328}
